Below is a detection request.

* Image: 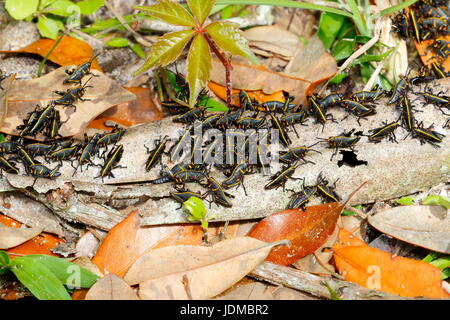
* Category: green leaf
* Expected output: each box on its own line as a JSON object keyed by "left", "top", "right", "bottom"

{"left": 183, "top": 196, "right": 208, "bottom": 230}
{"left": 187, "top": 0, "right": 215, "bottom": 25}
{"left": 81, "top": 14, "right": 136, "bottom": 34}
{"left": 342, "top": 205, "right": 362, "bottom": 216}
{"left": 5, "top": 0, "right": 39, "bottom": 20}
{"left": 351, "top": 48, "right": 394, "bottom": 65}
{"left": 0, "top": 251, "right": 10, "bottom": 267}
{"left": 332, "top": 38, "right": 355, "bottom": 61}
{"left": 442, "top": 268, "right": 450, "bottom": 280}
{"left": 10, "top": 257, "right": 71, "bottom": 300}
{"left": 130, "top": 42, "right": 146, "bottom": 59}
{"left": 76, "top": 0, "right": 104, "bottom": 15}
{"left": 396, "top": 196, "right": 415, "bottom": 206}
{"left": 318, "top": 12, "right": 345, "bottom": 50}
{"left": 165, "top": 69, "right": 183, "bottom": 93}
{"left": 205, "top": 21, "right": 259, "bottom": 65}
{"left": 422, "top": 195, "right": 450, "bottom": 209}
{"left": 0, "top": 251, "right": 9, "bottom": 276}
{"left": 377, "top": 0, "right": 419, "bottom": 17}
{"left": 23, "top": 255, "right": 99, "bottom": 289}
{"left": 134, "top": 29, "right": 196, "bottom": 76}
{"left": 198, "top": 97, "right": 228, "bottom": 112}
{"left": 329, "top": 73, "right": 348, "bottom": 84}
{"left": 215, "top": 0, "right": 352, "bottom": 17}
{"left": 106, "top": 37, "right": 130, "bottom": 47}
{"left": 423, "top": 251, "right": 441, "bottom": 263}
{"left": 37, "top": 15, "right": 64, "bottom": 39}
{"left": 0, "top": 134, "right": 5, "bottom": 142}
{"left": 43, "top": 0, "right": 77, "bottom": 16}
{"left": 430, "top": 256, "right": 450, "bottom": 270}
{"left": 220, "top": 5, "right": 247, "bottom": 19}
{"left": 134, "top": 0, "right": 197, "bottom": 27}
{"left": 187, "top": 34, "right": 212, "bottom": 107}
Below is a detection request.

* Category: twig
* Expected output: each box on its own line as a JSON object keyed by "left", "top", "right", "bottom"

{"left": 37, "top": 34, "right": 64, "bottom": 77}
{"left": 319, "top": 35, "right": 379, "bottom": 95}
{"left": 104, "top": 0, "right": 153, "bottom": 47}
{"left": 250, "top": 261, "right": 414, "bottom": 300}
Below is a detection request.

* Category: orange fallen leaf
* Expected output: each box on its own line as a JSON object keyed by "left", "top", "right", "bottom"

{"left": 247, "top": 202, "right": 343, "bottom": 266}
{"left": 88, "top": 87, "right": 164, "bottom": 130}
{"left": 92, "top": 210, "right": 204, "bottom": 277}
{"left": 208, "top": 81, "right": 286, "bottom": 106}
{"left": 415, "top": 35, "right": 450, "bottom": 73}
{"left": 0, "top": 214, "right": 64, "bottom": 257}
{"left": 332, "top": 228, "right": 450, "bottom": 298}
{"left": 0, "top": 36, "right": 102, "bottom": 71}
{"left": 333, "top": 228, "right": 367, "bottom": 251}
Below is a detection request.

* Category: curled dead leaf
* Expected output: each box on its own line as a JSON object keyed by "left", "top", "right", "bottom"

{"left": 368, "top": 205, "right": 450, "bottom": 254}
{"left": 0, "top": 223, "right": 42, "bottom": 249}
{"left": 85, "top": 274, "right": 139, "bottom": 300}
{"left": 0, "top": 36, "right": 102, "bottom": 71}
{"left": 124, "top": 237, "right": 287, "bottom": 300}
{"left": 3, "top": 67, "right": 136, "bottom": 139}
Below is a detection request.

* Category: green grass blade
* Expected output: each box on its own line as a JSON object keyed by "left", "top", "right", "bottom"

{"left": 377, "top": 0, "right": 419, "bottom": 17}
{"left": 346, "top": 0, "right": 368, "bottom": 35}
{"left": 215, "top": 0, "right": 352, "bottom": 17}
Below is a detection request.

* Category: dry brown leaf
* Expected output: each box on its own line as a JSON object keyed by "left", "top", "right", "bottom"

{"left": 209, "top": 59, "right": 311, "bottom": 104}
{"left": 0, "top": 223, "right": 42, "bottom": 249}
{"left": 244, "top": 26, "right": 300, "bottom": 59}
{"left": 124, "top": 237, "right": 287, "bottom": 300}
{"left": 285, "top": 36, "right": 337, "bottom": 83}
{"left": 92, "top": 210, "right": 204, "bottom": 277}
{"left": 75, "top": 231, "right": 100, "bottom": 258}
{"left": 0, "top": 74, "right": 14, "bottom": 129}
{"left": 293, "top": 224, "right": 339, "bottom": 276}
{"left": 71, "top": 256, "right": 103, "bottom": 277}
{"left": 368, "top": 205, "right": 450, "bottom": 254}
{"left": 2, "top": 67, "right": 136, "bottom": 139}
{"left": 215, "top": 282, "right": 275, "bottom": 300}
{"left": 85, "top": 274, "right": 139, "bottom": 300}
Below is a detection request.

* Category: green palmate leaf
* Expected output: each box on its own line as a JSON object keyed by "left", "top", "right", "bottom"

{"left": 37, "top": 15, "right": 64, "bottom": 39}
{"left": 10, "top": 257, "right": 71, "bottom": 300}
{"left": 318, "top": 12, "right": 345, "bottom": 50}
{"left": 134, "top": 0, "right": 197, "bottom": 27}
{"left": 134, "top": 29, "right": 196, "bottom": 76}
{"left": 5, "top": 0, "right": 39, "bottom": 20}
{"left": 422, "top": 195, "right": 450, "bottom": 209}
{"left": 24, "top": 255, "right": 99, "bottom": 288}
{"left": 76, "top": 0, "right": 104, "bottom": 15}
{"left": 187, "top": 0, "right": 216, "bottom": 25}
{"left": 43, "top": 0, "right": 77, "bottom": 17}
{"left": 187, "top": 34, "right": 212, "bottom": 107}
{"left": 215, "top": 0, "right": 352, "bottom": 17}
{"left": 205, "top": 21, "right": 259, "bottom": 65}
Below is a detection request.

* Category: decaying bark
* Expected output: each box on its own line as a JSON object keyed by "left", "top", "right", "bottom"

{"left": 0, "top": 80, "right": 448, "bottom": 230}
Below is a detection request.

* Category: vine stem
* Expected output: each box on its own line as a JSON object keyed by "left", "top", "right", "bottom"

{"left": 37, "top": 33, "right": 64, "bottom": 77}
{"left": 203, "top": 33, "right": 234, "bottom": 108}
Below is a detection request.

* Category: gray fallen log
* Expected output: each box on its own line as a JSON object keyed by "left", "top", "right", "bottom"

{"left": 3, "top": 80, "right": 450, "bottom": 229}
{"left": 249, "top": 261, "right": 413, "bottom": 300}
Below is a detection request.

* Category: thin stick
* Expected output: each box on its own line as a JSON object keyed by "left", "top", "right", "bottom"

{"left": 37, "top": 33, "right": 64, "bottom": 77}
{"left": 104, "top": 0, "right": 153, "bottom": 47}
